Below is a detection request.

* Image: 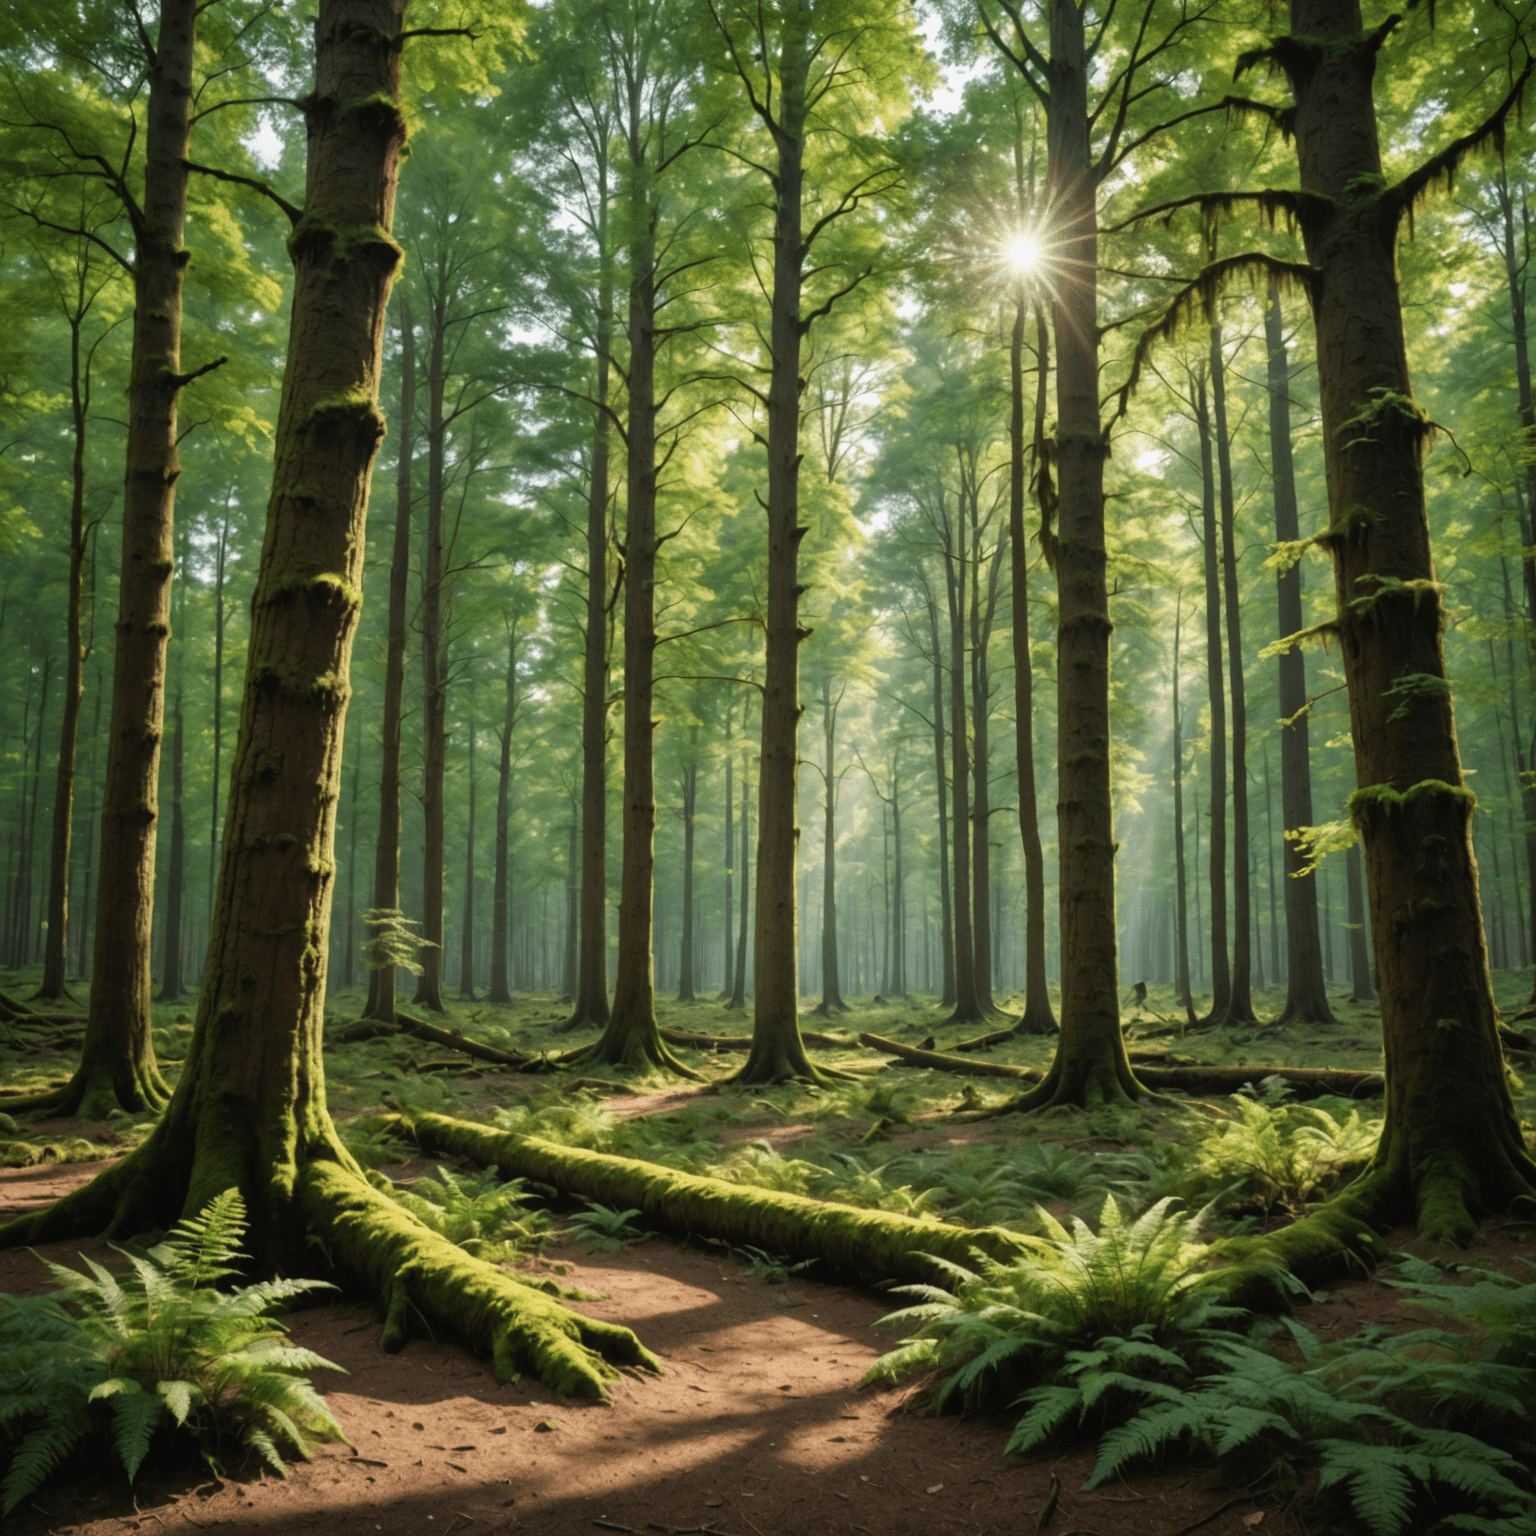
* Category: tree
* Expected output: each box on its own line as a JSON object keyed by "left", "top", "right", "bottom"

{"left": 0, "top": 0, "right": 657, "bottom": 1402}
{"left": 1265, "top": 280, "right": 1335, "bottom": 1025}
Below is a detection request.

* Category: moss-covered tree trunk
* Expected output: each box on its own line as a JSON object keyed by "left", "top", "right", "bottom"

{"left": 363, "top": 295, "right": 414, "bottom": 1022}
{"left": 156, "top": 688, "right": 185, "bottom": 999}
{"left": 1266, "top": 282, "right": 1335, "bottom": 1026}
{"left": 1234, "top": 2, "right": 1536, "bottom": 1266}
{"left": 677, "top": 760, "right": 696, "bottom": 1003}
{"left": 38, "top": 0, "right": 201, "bottom": 1113}
{"left": 0, "top": 0, "right": 657, "bottom": 1400}
{"left": 489, "top": 622, "right": 517, "bottom": 1005}
{"left": 1009, "top": 297, "right": 1056, "bottom": 1035}
{"left": 1002, "top": 0, "right": 1146, "bottom": 1109}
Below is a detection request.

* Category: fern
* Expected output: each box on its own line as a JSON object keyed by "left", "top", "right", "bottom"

{"left": 0, "top": 1190, "right": 346, "bottom": 1512}
{"left": 381, "top": 1164, "right": 553, "bottom": 1263}
{"left": 863, "top": 1194, "right": 1252, "bottom": 1414}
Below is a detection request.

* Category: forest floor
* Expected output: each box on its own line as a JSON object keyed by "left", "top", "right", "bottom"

{"left": 2, "top": 973, "right": 1535, "bottom": 1536}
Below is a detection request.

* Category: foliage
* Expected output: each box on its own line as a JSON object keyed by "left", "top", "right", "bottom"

{"left": 563, "top": 1203, "right": 649, "bottom": 1249}
{"left": 378, "top": 1164, "right": 553, "bottom": 1264}
{"left": 359, "top": 909, "right": 436, "bottom": 976}
{"left": 0, "top": 1190, "right": 344, "bottom": 1512}
{"left": 1175, "top": 1096, "right": 1380, "bottom": 1219}
{"left": 735, "top": 1245, "right": 815, "bottom": 1284}
{"left": 863, "top": 1195, "right": 1234, "bottom": 1412}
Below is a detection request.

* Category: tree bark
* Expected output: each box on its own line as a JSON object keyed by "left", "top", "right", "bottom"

{"left": 1002, "top": 0, "right": 1147, "bottom": 1108}
{"left": 156, "top": 687, "right": 185, "bottom": 999}
{"left": 363, "top": 295, "right": 414, "bottom": 1021}
{"left": 0, "top": 0, "right": 658, "bottom": 1403}
{"left": 573, "top": 68, "right": 693, "bottom": 1077}
{"left": 969, "top": 497, "right": 1005, "bottom": 1017}
{"left": 39, "top": 0, "right": 202, "bottom": 1112}
{"left": 1194, "top": 370, "right": 1232, "bottom": 1020}
{"left": 488, "top": 624, "right": 517, "bottom": 1004}
{"left": 814, "top": 678, "right": 847, "bottom": 1014}
{"left": 412, "top": 289, "right": 449, "bottom": 1013}
{"left": 1230, "top": 2, "right": 1536, "bottom": 1272}
{"left": 943, "top": 505, "right": 983, "bottom": 1025}
{"left": 1267, "top": 276, "right": 1336, "bottom": 1023}
{"left": 566, "top": 166, "right": 614, "bottom": 1030}
{"left": 1211, "top": 322, "right": 1257, "bottom": 1024}
{"left": 1345, "top": 838, "right": 1375, "bottom": 1004}
{"left": 458, "top": 709, "right": 476, "bottom": 1001}
{"left": 925, "top": 587, "right": 957, "bottom": 1007}
{"left": 1173, "top": 602, "right": 1195, "bottom": 1022}
{"left": 737, "top": 1, "right": 840, "bottom": 1084}
{"left": 1010, "top": 297, "right": 1055, "bottom": 1034}
{"left": 730, "top": 753, "right": 750, "bottom": 1008}
{"left": 207, "top": 515, "right": 229, "bottom": 961}
{"left": 719, "top": 748, "right": 734, "bottom": 1000}
{"left": 38, "top": 287, "right": 94, "bottom": 1000}
{"left": 677, "top": 761, "right": 697, "bottom": 1003}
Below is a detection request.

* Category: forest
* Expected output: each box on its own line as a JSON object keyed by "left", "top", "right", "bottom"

{"left": 1, "top": 0, "right": 1535, "bottom": 1533}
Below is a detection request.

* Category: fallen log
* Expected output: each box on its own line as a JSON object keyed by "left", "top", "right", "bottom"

{"left": 858, "top": 1033, "right": 1384, "bottom": 1101}
{"left": 329, "top": 1013, "right": 555, "bottom": 1070}
{"left": 407, "top": 1111, "right": 1032, "bottom": 1288}
{"left": 658, "top": 1025, "right": 855, "bottom": 1053}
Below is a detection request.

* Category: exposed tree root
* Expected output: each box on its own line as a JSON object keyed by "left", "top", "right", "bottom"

{"left": 407, "top": 1112, "right": 1032, "bottom": 1286}
{"left": 858, "top": 1032, "right": 1384, "bottom": 1100}
{"left": 0, "top": 1115, "right": 660, "bottom": 1401}
{"left": 724, "top": 1030, "right": 857, "bottom": 1086}
{"left": 566, "top": 1011, "right": 705, "bottom": 1079}
{"left": 0, "top": 1050, "right": 171, "bottom": 1118}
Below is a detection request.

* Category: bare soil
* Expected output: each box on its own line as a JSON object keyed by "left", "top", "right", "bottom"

{"left": 3, "top": 1158, "right": 1294, "bottom": 1536}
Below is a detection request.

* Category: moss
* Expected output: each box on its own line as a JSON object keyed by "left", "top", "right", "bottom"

{"left": 407, "top": 1113, "right": 1035, "bottom": 1288}
{"left": 1343, "top": 573, "right": 1444, "bottom": 618}
{"left": 1348, "top": 779, "right": 1476, "bottom": 829}
{"left": 298, "top": 1157, "right": 658, "bottom": 1399}
{"left": 305, "top": 389, "right": 386, "bottom": 442}
{"left": 1336, "top": 387, "right": 1430, "bottom": 449}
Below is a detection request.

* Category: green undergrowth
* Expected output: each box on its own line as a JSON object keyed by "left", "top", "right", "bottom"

{"left": 0, "top": 1189, "right": 345, "bottom": 1513}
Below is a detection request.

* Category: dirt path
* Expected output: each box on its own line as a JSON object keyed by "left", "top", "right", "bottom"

{"left": 0, "top": 1161, "right": 1345, "bottom": 1536}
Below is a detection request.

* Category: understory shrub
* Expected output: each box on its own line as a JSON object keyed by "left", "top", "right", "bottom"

{"left": 378, "top": 1163, "right": 554, "bottom": 1263}
{"left": 0, "top": 1190, "right": 345, "bottom": 1512}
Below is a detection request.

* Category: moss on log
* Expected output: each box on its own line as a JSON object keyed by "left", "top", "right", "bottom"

{"left": 407, "top": 1112, "right": 1032, "bottom": 1287}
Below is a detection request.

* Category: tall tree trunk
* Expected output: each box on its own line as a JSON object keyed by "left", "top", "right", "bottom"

{"left": 156, "top": 688, "right": 185, "bottom": 999}
{"left": 1265, "top": 283, "right": 1335, "bottom": 1023}
{"left": 489, "top": 625, "right": 517, "bottom": 1005}
{"left": 677, "top": 762, "right": 697, "bottom": 1003}
{"left": 413, "top": 294, "right": 448, "bottom": 1012}
{"left": 815, "top": 678, "right": 846, "bottom": 1014}
{"left": 458, "top": 710, "right": 476, "bottom": 1001}
{"left": 1010, "top": 297, "right": 1055, "bottom": 1033}
{"left": 1264, "top": 744, "right": 1279, "bottom": 988}
{"left": 1173, "top": 602, "right": 1195, "bottom": 1022}
{"left": 890, "top": 783, "right": 905, "bottom": 995}
{"left": 207, "top": 516, "right": 228, "bottom": 960}
{"left": 58, "top": 0, "right": 203, "bottom": 1112}
{"left": 577, "top": 87, "right": 692, "bottom": 1077}
{"left": 76, "top": 675, "right": 102, "bottom": 980}
{"left": 567, "top": 170, "right": 614, "bottom": 1030}
{"left": 1247, "top": 1, "right": 1536, "bottom": 1262}
{"left": 1194, "top": 371, "right": 1232, "bottom": 1020}
{"left": 1211, "top": 321, "right": 1257, "bottom": 1024}
{"left": 562, "top": 801, "right": 578, "bottom": 998}
{"left": 970, "top": 513, "right": 1004, "bottom": 1017}
{"left": 363, "top": 295, "right": 414, "bottom": 1021}
{"left": 1007, "top": 0, "right": 1144, "bottom": 1107}
{"left": 719, "top": 749, "right": 733, "bottom": 1001}
{"left": 944, "top": 521, "right": 983, "bottom": 1025}
{"left": 730, "top": 753, "right": 750, "bottom": 1008}
{"left": 925, "top": 590, "right": 957, "bottom": 1007}
{"left": 739, "top": 1, "right": 836, "bottom": 1084}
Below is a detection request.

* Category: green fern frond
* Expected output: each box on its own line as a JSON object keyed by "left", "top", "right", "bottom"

{"left": 108, "top": 1389, "right": 165, "bottom": 1481}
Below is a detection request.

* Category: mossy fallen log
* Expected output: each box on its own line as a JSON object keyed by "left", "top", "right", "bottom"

{"left": 330, "top": 1012, "right": 557, "bottom": 1070}
{"left": 658, "top": 1025, "right": 856, "bottom": 1053}
{"left": 858, "top": 1033, "right": 1384, "bottom": 1100}
{"left": 407, "top": 1111, "right": 1033, "bottom": 1287}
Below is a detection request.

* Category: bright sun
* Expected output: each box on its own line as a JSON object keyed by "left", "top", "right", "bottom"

{"left": 1007, "top": 234, "right": 1040, "bottom": 272}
